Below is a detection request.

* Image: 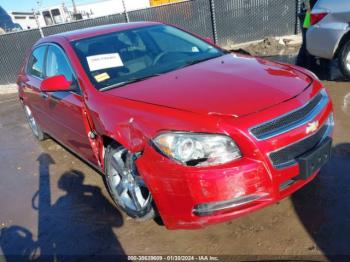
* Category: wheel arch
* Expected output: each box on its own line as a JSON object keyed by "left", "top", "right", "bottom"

{"left": 101, "top": 135, "right": 120, "bottom": 167}
{"left": 102, "top": 135, "right": 121, "bottom": 148}
{"left": 100, "top": 129, "right": 147, "bottom": 167}
{"left": 98, "top": 120, "right": 149, "bottom": 155}
{"left": 335, "top": 30, "right": 350, "bottom": 58}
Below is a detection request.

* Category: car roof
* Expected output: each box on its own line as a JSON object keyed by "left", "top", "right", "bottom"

{"left": 36, "top": 21, "right": 161, "bottom": 45}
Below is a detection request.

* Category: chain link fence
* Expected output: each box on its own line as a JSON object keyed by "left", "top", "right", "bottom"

{"left": 0, "top": 0, "right": 300, "bottom": 85}
{"left": 0, "top": 29, "right": 42, "bottom": 84}
{"left": 213, "top": 0, "right": 299, "bottom": 47}
{"left": 129, "top": 0, "right": 214, "bottom": 41}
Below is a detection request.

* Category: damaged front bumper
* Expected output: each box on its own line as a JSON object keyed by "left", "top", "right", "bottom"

{"left": 136, "top": 144, "right": 326, "bottom": 229}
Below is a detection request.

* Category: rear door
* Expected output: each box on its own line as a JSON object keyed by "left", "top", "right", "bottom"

{"left": 43, "top": 44, "right": 97, "bottom": 165}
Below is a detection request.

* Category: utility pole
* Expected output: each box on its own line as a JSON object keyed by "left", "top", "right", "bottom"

{"left": 71, "top": 0, "right": 79, "bottom": 20}
{"left": 121, "top": 0, "right": 130, "bottom": 22}
{"left": 71, "top": 0, "right": 78, "bottom": 15}
{"left": 34, "top": 0, "right": 44, "bottom": 37}
{"left": 36, "top": 154, "right": 55, "bottom": 259}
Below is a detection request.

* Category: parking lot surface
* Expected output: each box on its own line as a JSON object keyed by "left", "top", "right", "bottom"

{"left": 0, "top": 80, "right": 349, "bottom": 259}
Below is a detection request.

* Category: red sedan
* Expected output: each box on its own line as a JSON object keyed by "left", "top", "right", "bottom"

{"left": 17, "top": 22, "right": 334, "bottom": 229}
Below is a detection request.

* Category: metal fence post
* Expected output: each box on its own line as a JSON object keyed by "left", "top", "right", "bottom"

{"left": 295, "top": 0, "right": 301, "bottom": 34}
{"left": 209, "top": 0, "right": 218, "bottom": 44}
{"left": 121, "top": 0, "right": 130, "bottom": 23}
{"left": 33, "top": 8, "right": 44, "bottom": 38}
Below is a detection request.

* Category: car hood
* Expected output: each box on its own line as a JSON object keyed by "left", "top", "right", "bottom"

{"left": 106, "top": 54, "right": 312, "bottom": 117}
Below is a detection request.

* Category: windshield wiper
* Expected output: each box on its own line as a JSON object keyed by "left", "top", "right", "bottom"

{"left": 174, "top": 54, "right": 224, "bottom": 71}
{"left": 100, "top": 73, "right": 162, "bottom": 92}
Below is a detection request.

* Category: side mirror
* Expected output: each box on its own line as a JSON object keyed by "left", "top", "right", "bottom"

{"left": 41, "top": 75, "right": 72, "bottom": 92}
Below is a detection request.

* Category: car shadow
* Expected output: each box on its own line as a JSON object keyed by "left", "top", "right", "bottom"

{"left": 291, "top": 144, "right": 350, "bottom": 258}
{"left": 0, "top": 153, "right": 127, "bottom": 261}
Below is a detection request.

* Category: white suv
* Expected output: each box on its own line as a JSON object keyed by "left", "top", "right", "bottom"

{"left": 306, "top": 0, "right": 350, "bottom": 79}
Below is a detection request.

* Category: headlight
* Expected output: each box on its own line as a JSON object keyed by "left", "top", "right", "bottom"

{"left": 153, "top": 132, "right": 241, "bottom": 167}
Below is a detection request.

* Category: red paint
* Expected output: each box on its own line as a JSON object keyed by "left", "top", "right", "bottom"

{"left": 17, "top": 22, "right": 334, "bottom": 229}
{"left": 311, "top": 12, "right": 328, "bottom": 26}
{"left": 41, "top": 75, "right": 71, "bottom": 92}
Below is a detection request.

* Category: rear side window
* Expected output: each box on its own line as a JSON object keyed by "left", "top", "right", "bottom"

{"left": 27, "top": 46, "right": 47, "bottom": 78}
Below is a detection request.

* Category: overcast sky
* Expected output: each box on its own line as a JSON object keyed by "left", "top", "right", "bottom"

{"left": 1, "top": 0, "right": 102, "bottom": 12}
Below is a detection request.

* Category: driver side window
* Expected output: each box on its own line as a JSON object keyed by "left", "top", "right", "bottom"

{"left": 45, "top": 45, "right": 81, "bottom": 94}
{"left": 46, "top": 45, "right": 74, "bottom": 82}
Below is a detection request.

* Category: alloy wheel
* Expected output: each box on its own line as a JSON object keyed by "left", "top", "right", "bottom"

{"left": 107, "top": 147, "right": 152, "bottom": 213}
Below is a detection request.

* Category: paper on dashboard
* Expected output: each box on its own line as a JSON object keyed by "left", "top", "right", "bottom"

{"left": 87, "top": 53, "right": 124, "bottom": 71}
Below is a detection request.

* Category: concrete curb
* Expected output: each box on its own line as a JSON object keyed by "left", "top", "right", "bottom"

{"left": 0, "top": 84, "right": 18, "bottom": 95}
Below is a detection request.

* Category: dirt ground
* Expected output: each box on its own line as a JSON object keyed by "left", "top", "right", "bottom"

{"left": 237, "top": 36, "right": 302, "bottom": 56}
{"left": 0, "top": 76, "right": 349, "bottom": 259}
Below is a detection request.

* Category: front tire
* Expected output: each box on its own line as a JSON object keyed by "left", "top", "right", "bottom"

{"left": 105, "top": 143, "right": 155, "bottom": 220}
{"left": 338, "top": 39, "right": 350, "bottom": 80}
{"left": 23, "top": 104, "right": 46, "bottom": 141}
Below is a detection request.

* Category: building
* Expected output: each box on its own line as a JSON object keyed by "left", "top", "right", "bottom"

{"left": 150, "top": 0, "right": 183, "bottom": 7}
{"left": 39, "top": 0, "right": 151, "bottom": 26}
{"left": 4, "top": 0, "right": 185, "bottom": 30}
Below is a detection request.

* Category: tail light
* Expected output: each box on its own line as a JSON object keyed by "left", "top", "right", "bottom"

{"left": 311, "top": 12, "right": 328, "bottom": 26}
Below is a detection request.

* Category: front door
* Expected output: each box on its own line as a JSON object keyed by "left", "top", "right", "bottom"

{"left": 43, "top": 44, "right": 97, "bottom": 165}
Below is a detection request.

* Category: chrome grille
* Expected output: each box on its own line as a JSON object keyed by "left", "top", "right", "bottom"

{"left": 250, "top": 91, "right": 326, "bottom": 140}
{"left": 269, "top": 124, "right": 328, "bottom": 169}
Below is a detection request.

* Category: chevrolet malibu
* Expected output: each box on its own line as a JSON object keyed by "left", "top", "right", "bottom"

{"left": 17, "top": 22, "right": 334, "bottom": 229}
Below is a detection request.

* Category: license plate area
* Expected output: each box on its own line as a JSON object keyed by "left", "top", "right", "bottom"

{"left": 295, "top": 137, "right": 332, "bottom": 180}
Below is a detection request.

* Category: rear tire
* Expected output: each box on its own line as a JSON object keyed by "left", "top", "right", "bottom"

{"left": 338, "top": 39, "right": 350, "bottom": 80}
{"left": 105, "top": 143, "right": 155, "bottom": 220}
{"left": 23, "top": 104, "right": 46, "bottom": 141}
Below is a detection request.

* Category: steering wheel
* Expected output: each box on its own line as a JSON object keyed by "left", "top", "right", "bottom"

{"left": 153, "top": 51, "right": 170, "bottom": 66}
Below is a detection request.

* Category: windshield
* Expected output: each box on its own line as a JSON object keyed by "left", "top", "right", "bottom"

{"left": 72, "top": 25, "right": 225, "bottom": 91}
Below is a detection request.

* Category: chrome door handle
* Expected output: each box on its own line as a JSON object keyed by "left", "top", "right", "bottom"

{"left": 40, "top": 92, "right": 48, "bottom": 99}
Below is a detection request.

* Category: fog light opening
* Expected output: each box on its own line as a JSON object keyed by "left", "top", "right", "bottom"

{"left": 193, "top": 193, "right": 268, "bottom": 217}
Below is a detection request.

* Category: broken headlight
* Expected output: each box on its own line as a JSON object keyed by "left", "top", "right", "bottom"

{"left": 153, "top": 132, "right": 241, "bottom": 167}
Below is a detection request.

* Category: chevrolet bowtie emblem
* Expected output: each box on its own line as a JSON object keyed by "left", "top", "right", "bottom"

{"left": 306, "top": 121, "right": 319, "bottom": 134}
